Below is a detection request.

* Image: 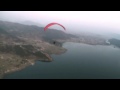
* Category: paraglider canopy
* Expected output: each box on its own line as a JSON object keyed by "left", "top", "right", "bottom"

{"left": 44, "top": 22, "right": 66, "bottom": 31}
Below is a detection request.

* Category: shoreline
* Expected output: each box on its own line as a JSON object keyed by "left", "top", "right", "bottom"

{"left": 1, "top": 40, "right": 109, "bottom": 79}
{"left": 1, "top": 47, "right": 67, "bottom": 79}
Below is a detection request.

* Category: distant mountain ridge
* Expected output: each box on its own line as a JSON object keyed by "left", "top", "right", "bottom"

{"left": 0, "top": 20, "right": 77, "bottom": 43}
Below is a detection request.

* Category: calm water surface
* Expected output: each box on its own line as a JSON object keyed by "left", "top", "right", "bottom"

{"left": 3, "top": 42, "right": 120, "bottom": 79}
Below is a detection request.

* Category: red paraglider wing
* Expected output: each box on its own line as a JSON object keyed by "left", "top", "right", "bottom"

{"left": 44, "top": 23, "right": 66, "bottom": 31}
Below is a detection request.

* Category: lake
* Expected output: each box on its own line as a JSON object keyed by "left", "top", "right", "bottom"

{"left": 3, "top": 42, "right": 120, "bottom": 79}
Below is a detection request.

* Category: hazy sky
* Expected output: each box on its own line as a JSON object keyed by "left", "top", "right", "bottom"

{"left": 0, "top": 11, "right": 120, "bottom": 34}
